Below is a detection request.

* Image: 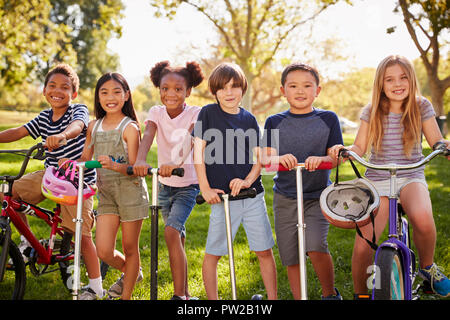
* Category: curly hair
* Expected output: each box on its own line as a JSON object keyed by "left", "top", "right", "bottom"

{"left": 150, "top": 61, "right": 204, "bottom": 89}
{"left": 44, "top": 63, "right": 80, "bottom": 93}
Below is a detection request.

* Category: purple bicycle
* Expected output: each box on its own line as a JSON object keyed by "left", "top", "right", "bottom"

{"left": 341, "top": 142, "right": 449, "bottom": 300}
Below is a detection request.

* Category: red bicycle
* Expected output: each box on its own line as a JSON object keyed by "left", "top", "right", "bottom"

{"left": 0, "top": 143, "right": 77, "bottom": 299}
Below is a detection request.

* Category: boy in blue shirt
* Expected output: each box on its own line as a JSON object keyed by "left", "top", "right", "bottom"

{"left": 0, "top": 64, "right": 103, "bottom": 299}
{"left": 193, "top": 62, "right": 277, "bottom": 300}
{"left": 261, "top": 63, "right": 343, "bottom": 300}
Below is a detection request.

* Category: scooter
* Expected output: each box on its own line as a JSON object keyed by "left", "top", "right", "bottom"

{"left": 126, "top": 166, "right": 184, "bottom": 300}
{"left": 196, "top": 188, "right": 263, "bottom": 300}
{"left": 265, "top": 161, "right": 332, "bottom": 300}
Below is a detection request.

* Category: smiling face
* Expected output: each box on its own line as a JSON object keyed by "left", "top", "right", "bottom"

{"left": 43, "top": 73, "right": 77, "bottom": 110}
{"left": 382, "top": 63, "right": 410, "bottom": 107}
{"left": 98, "top": 79, "right": 130, "bottom": 115}
{"left": 280, "top": 70, "right": 321, "bottom": 114}
{"left": 215, "top": 78, "right": 243, "bottom": 114}
{"left": 159, "top": 73, "right": 191, "bottom": 117}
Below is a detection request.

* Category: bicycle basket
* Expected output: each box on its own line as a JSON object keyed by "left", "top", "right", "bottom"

{"left": 41, "top": 160, "right": 96, "bottom": 206}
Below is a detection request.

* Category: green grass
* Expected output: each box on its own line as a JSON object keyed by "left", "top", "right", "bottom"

{"left": 0, "top": 131, "right": 449, "bottom": 300}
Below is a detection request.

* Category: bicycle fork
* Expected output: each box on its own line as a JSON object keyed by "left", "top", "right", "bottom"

{"left": 0, "top": 216, "right": 12, "bottom": 281}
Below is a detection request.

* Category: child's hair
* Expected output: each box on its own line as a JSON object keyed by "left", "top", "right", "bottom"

{"left": 281, "top": 62, "right": 320, "bottom": 86}
{"left": 368, "top": 55, "right": 421, "bottom": 157}
{"left": 94, "top": 72, "right": 139, "bottom": 125}
{"left": 150, "top": 61, "right": 204, "bottom": 89}
{"left": 208, "top": 62, "right": 248, "bottom": 96}
{"left": 44, "top": 63, "right": 80, "bottom": 93}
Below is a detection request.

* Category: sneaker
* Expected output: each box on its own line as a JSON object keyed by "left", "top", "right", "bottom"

{"left": 353, "top": 293, "right": 371, "bottom": 300}
{"left": 18, "top": 236, "right": 32, "bottom": 263}
{"left": 107, "top": 268, "right": 144, "bottom": 298}
{"left": 321, "top": 287, "right": 343, "bottom": 300}
{"left": 418, "top": 263, "right": 450, "bottom": 297}
{"left": 171, "top": 295, "right": 186, "bottom": 300}
{"left": 78, "top": 288, "right": 106, "bottom": 300}
{"left": 186, "top": 296, "right": 199, "bottom": 300}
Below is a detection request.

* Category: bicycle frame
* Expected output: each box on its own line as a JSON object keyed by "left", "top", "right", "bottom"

{"left": 343, "top": 143, "right": 448, "bottom": 300}
{"left": 2, "top": 194, "right": 71, "bottom": 266}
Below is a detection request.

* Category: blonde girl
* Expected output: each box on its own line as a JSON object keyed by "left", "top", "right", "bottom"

{"left": 330, "top": 55, "right": 450, "bottom": 298}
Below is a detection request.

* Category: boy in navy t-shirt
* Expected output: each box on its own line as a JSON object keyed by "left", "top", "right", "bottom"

{"left": 193, "top": 62, "right": 277, "bottom": 300}
{"left": 261, "top": 63, "right": 343, "bottom": 300}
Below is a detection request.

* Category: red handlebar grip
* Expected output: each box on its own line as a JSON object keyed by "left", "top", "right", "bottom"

{"left": 264, "top": 162, "right": 332, "bottom": 172}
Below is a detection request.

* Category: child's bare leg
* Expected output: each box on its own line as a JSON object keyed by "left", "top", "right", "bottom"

{"left": 165, "top": 226, "right": 187, "bottom": 297}
{"left": 255, "top": 249, "right": 277, "bottom": 300}
{"left": 121, "top": 220, "right": 143, "bottom": 300}
{"left": 308, "top": 251, "right": 335, "bottom": 297}
{"left": 202, "top": 253, "right": 221, "bottom": 300}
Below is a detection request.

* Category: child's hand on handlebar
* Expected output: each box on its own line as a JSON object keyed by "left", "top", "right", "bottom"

{"left": 44, "top": 133, "right": 67, "bottom": 151}
{"left": 229, "top": 178, "right": 251, "bottom": 197}
{"left": 97, "top": 155, "right": 115, "bottom": 171}
{"left": 201, "top": 187, "right": 224, "bottom": 205}
{"left": 304, "top": 156, "right": 325, "bottom": 172}
{"left": 159, "top": 163, "right": 179, "bottom": 177}
{"left": 279, "top": 154, "right": 298, "bottom": 170}
{"left": 133, "top": 160, "right": 151, "bottom": 176}
{"left": 328, "top": 144, "right": 347, "bottom": 161}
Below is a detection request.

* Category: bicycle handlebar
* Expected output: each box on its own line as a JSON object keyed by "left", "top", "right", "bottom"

{"left": 0, "top": 143, "right": 47, "bottom": 181}
{"left": 339, "top": 141, "right": 449, "bottom": 171}
{"left": 126, "top": 166, "right": 184, "bottom": 177}
{"left": 195, "top": 188, "right": 257, "bottom": 205}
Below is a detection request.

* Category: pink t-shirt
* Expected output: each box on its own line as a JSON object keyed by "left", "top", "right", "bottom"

{"left": 145, "top": 104, "right": 201, "bottom": 187}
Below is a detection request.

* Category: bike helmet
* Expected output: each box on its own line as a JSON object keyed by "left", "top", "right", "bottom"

{"left": 41, "top": 160, "right": 96, "bottom": 206}
{"left": 320, "top": 156, "right": 380, "bottom": 229}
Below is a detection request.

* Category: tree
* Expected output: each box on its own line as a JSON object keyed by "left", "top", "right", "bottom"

{"left": 48, "top": 0, "right": 124, "bottom": 88}
{"left": 149, "top": 0, "right": 346, "bottom": 113}
{"left": 392, "top": 0, "right": 449, "bottom": 118}
{"left": 0, "top": 0, "right": 74, "bottom": 88}
{"left": 0, "top": 0, "right": 124, "bottom": 92}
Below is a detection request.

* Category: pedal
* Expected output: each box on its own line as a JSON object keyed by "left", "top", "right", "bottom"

{"left": 420, "top": 280, "right": 434, "bottom": 294}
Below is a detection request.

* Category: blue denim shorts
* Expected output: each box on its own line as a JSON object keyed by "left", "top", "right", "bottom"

{"left": 158, "top": 183, "right": 200, "bottom": 238}
{"left": 205, "top": 192, "right": 275, "bottom": 256}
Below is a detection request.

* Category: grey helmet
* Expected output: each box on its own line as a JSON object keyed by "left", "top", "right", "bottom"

{"left": 320, "top": 176, "right": 379, "bottom": 229}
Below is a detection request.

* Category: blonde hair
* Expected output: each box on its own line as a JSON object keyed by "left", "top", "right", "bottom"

{"left": 368, "top": 55, "right": 422, "bottom": 157}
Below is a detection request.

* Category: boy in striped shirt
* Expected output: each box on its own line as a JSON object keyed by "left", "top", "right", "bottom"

{"left": 0, "top": 64, "right": 104, "bottom": 299}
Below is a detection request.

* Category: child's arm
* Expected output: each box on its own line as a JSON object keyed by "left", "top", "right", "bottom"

{"left": 133, "top": 121, "right": 156, "bottom": 176}
{"left": 97, "top": 122, "right": 141, "bottom": 176}
{"left": 329, "top": 120, "right": 369, "bottom": 160}
{"left": 261, "top": 146, "right": 298, "bottom": 169}
{"left": 58, "top": 120, "right": 95, "bottom": 167}
{"left": 0, "top": 126, "right": 29, "bottom": 143}
{"left": 229, "top": 147, "right": 262, "bottom": 196}
{"left": 159, "top": 123, "right": 195, "bottom": 177}
{"left": 422, "top": 116, "right": 450, "bottom": 160}
{"left": 46, "top": 119, "right": 85, "bottom": 151}
{"left": 193, "top": 136, "right": 224, "bottom": 204}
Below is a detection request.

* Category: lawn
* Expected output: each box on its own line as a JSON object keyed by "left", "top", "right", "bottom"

{"left": 0, "top": 128, "right": 449, "bottom": 300}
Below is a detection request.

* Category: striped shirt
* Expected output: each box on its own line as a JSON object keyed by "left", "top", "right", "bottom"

{"left": 360, "top": 97, "right": 435, "bottom": 181}
{"left": 24, "top": 104, "right": 96, "bottom": 185}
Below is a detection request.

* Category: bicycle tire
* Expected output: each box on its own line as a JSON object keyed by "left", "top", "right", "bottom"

{"left": 373, "top": 247, "right": 405, "bottom": 300}
{"left": 0, "top": 236, "right": 26, "bottom": 300}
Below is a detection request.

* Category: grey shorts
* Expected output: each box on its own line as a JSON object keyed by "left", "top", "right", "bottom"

{"left": 273, "top": 192, "right": 329, "bottom": 266}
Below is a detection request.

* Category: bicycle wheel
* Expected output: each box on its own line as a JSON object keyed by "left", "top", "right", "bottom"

{"left": 373, "top": 247, "right": 405, "bottom": 300}
{"left": 0, "top": 236, "right": 26, "bottom": 300}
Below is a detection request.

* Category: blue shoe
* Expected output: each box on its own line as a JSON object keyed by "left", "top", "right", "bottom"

{"left": 418, "top": 263, "right": 450, "bottom": 297}
{"left": 321, "top": 287, "right": 343, "bottom": 300}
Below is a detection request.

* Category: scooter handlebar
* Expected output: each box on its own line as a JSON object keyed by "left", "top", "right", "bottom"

{"left": 196, "top": 188, "right": 257, "bottom": 205}
{"left": 264, "top": 161, "right": 333, "bottom": 172}
{"left": 126, "top": 166, "right": 184, "bottom": 177}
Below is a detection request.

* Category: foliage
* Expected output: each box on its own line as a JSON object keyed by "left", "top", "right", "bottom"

{"left": 0, "top": 0, "right": 124, "bottom": 93}
{"left": 392, "top": 0, "right": 450, "bottom": 116}
{"left": 149, "top": 0, "right": 349, "bottom": 113}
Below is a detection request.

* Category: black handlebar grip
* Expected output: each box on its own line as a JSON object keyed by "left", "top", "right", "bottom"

{"left": 196, "top": 188, "right": 257, "bottom": 205}
{"left": 126, "top": 166, "right": 184, "bottom": 177}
